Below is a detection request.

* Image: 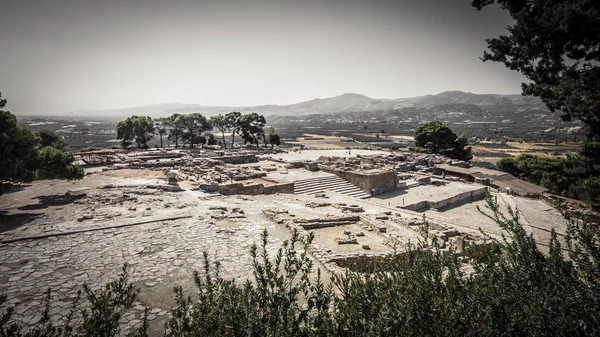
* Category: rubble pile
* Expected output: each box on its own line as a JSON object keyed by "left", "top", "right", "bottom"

{"left": 175, "top": 159, "right": 267, "bottom": 189}
{"left": 208, "top": 206, "right": 246, "bottom": 220}
{"left": 332, "top": 203, "right": 364, "bottom": 213}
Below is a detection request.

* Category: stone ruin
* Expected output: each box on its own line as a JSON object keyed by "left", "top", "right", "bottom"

{"left": 263, "top": 204, "right": 489, "bottom": 274}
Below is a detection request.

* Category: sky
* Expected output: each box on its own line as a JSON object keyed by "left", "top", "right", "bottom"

{"left": 0, "top": 0, "right": 527, "bottom": 115}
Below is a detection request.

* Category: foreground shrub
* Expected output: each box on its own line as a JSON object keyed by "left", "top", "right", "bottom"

{"left": 0, "top": 264, "right": 147, "bottom": 337}
{"left": 2, "top": 196, "right": 599, "bottom": 336}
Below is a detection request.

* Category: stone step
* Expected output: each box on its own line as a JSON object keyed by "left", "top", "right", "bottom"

{"left": 295, "top": 178, "right": 352, "bottom": 188}
{"left": 328, "top": 186, "right": 362, "bottom": 193}
{"left": 295, "top": 182, "right": 355, "bottom": 192}
{"left": 347, "top": 192, "right": 371, "bottom": 199}
{"left": 294, "top": 179, "right": 346, "bottom": 188}
{"left": 297, "top": 177, "right": 343, "bottom": 184}
{"left": 294, "top": 175, "right": 371, "bottom": 199}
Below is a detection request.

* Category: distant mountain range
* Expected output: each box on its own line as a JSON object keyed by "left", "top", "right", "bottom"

{"left": 61, "top": 91, "right": 547, "bottom": 118}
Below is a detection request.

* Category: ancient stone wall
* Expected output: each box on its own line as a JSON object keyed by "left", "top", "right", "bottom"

{"left": 397, "top": 187, "right": 487, "bottom": 211}
{"left": 322, "top": 169, "right": 397, "bottom": 196}
{"left": 275, "top": 182, "right": 294, "bottom": 194}
{"left": 217, "top": 154, "right": 258, "bottom": 164}
{"left": 218, "top": 182, "right": 294, "bottom": 195}
{"left": 398, "top": 200, "right": 430, "bottom": 211}
{"left": 430, "top": 187, "right": 487, "bottom": 210}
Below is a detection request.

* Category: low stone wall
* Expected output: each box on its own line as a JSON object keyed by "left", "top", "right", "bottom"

{"left": 398, "top": 187, "right": 487, "bottom": 211}
{"left": 218, "top": 182, "right": 294, "bottom": 195}
{"left": 296, "top": 216, "right": 360, "bottom": 230}
{"left": 275, "top": 182, "right": 294, "bottom": 194}
{"left": 398, "top": 200, "right": 430, "bottom": 212}
{"left": 217, "top": 154, "right": 258, "bottom": 164}
{"left": 430, "top": 187, "right": 487, "bottom": 210}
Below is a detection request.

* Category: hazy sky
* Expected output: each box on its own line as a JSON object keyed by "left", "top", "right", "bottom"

{"left": 0, "top": 0, "right": 526, "bottom": 114}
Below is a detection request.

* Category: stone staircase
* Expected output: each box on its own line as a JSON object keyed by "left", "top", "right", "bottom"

{"left": 294, "top": 175, "right": 371, "bottom": 199}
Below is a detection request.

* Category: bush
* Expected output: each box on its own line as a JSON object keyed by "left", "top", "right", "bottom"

{"left": 496, "top": 153, "right": 600, "bottom": 203}
{"left": 0, "top": 264, "right": 148, "bottom": 337}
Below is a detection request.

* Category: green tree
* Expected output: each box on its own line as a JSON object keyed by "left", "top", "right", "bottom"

{"left": 1, "top": 110, "right": 42, "bottom": 186}
{"left": 237, "top": 113, "right": 266, "bottom": 147}
{"left": 116, "top": 116, "right": 155, "bottom": 149}
{"left": 226, "top": 111, "right": 242, "bottom": 147}
{"left": 165, "top": 113, "right": 184, "bottom": 148}
{"left": 0, "top": 93, "right": 83, "bottom": 194}
{"left": 474, "top": 0, "right": 600, "bottom": 202}
{"left": 411, "top": 121, "right": 472, "bottom": 161}
{"left": 473, "top": 0, "right": 600, "bottom": 140}
{"left": 209, "top": 114, "right": 229, "bottom": 149}
{"left": 205, "top": 132, "right": 216, "bottom": 146}
{"left": 180, "top": 113, "right": 212, "bottom": 149}
{"left": 154, "top": 118, "right": 168, "bottom": 148}
{"left": 268, "top": 129, "right": 281, "bottom": 149}
{"left": 37, "top": 130, "right": 67, "bottom": 150}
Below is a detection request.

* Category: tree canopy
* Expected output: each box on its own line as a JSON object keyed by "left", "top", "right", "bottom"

{"left": 116, "top": 116, "right": 155, "bottom": 149}
{"left": 226, "top": 111, "right": 242, "bottom": 147}
{"left": 179, "top": 113, "right": 212, "bottom": 149}
{"left": 0, "top": 93, "right": 83, "bottom": 193}
{"left": 154, "top": 118, "right": 168, "bottom": 148}
{"left": 411, "top": 121, "right": 472, "bottom": 161}
{"left": 164, "top": 113, "right": 184, "bottom": 148}
{"left": 472, "top": 0, "right": 600, "bottom": 140}
{"left": 209, "top": 114, "right": 229, "bottom": 149}
{"left": 474, "top": 0, "right": 600, "bottom": 202}
{"left": 237, "top": 113, "right": 266, "bottom": 147}
{"left": 268, "top": 129, "right": 281, "bottom": 149}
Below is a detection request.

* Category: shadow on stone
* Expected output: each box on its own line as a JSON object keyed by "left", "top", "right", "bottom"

{"left": 0, "top": 211, "right": 43, "bottom": 233}
{"left": 17, "top": 193, "right": 87, "bottom": 211}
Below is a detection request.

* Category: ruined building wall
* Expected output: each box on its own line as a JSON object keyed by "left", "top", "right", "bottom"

{"left": 218, "top": 182, "right": 294, "bottom": 195}
{"left": 322, "top": 169, "right": 397, "bottom": 196}
{"left": 217, "top": 154, "right": 258, "bottom": 164}
{"left": 430, "top": 187, "right": 487, "bottom": 210}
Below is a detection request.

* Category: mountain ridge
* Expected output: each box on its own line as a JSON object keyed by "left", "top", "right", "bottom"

{"left": 53, "top": 91, "right": 546, "bottom": 118}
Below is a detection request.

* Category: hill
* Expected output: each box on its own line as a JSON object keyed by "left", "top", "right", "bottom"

{"left": 55, "top": 91, "right": 547, "bottom": 118}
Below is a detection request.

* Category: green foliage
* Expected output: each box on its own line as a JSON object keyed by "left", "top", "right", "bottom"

{"left": 496, "top": 153, "right": 600, "bottom": 202}
{"left": 268, "top": 129, "right": 281, "bottom": 149}
{"left": 206, "top": 132, "right": 216, "bottom": 146}
{"left": 0, "top": 264, "right": 147, "bottom": 337}
{"left": 116, "top": 116, "right": 155, "bottom": 149}
{"left": 209, "top": 114, "right": 229, "bottom": 149}
{"left": 164, "top": 114, "right": 184, "bottom": 148}
{"left": 178, "top": 113, "right": 212, "bottom": 149}
{"left": 0, "top": 94, "right": 83, "bottom": 193}
{"left": 0, "top": 110, "right": 41, "bottom": 185}
{"left": 154, "top": 118, "right": 168, "bottom": 148}
{"left": 167, "top": 197, "right": 599, "bottom": 336}
{"left": 165, "top": 230, "right": 332, "bottom": 337}
{"left": 36, "top": 146, "right": 84, "bottom": 181}
{"left": 475, "top": 0, "right": 600, "bottom": 202}
{"left": 412, "top": 121, "right": 472, "bottom": 161}
{"left": 237, "top": 113, "right": 266, "bottom": 147}
{"left": 37, "top": 130, "right": 67, "bottom": 150}
{"left": 473, "top": 0, "right": 600, "bottom": 140}
{"left": 226, "top": 111, "right": 242, "bottom": 147}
